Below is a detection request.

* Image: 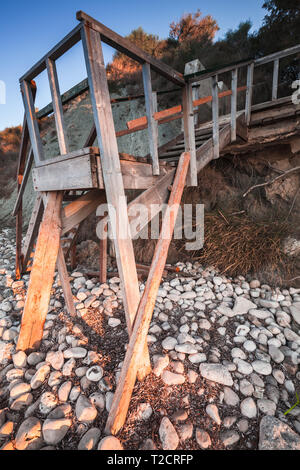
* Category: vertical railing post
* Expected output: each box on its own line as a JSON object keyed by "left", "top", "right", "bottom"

{"left": 192, "top": 83, "right": 201, "bottom": 126}
{"left": 21, "top": 80, "right": 45, "bottom": 165}
{"left": 231, "top": 68, "right": 238, "bottom": 142}
{"left": 182, "top": 83, "right": 197, "bottom": 186}
{"left": 272, "top": 59, "right": 279, "bottom": 101}
{"left": 142, "top": 63, "right": 159, "bottom": 175}
{"left": 46, "top": 58, "right": 69, "bottom": 155}
{"left": 211, "top": 75, "right": 219, "bottom": 159}
{"left": 245, "top": 63, "right": 254, "bottom": 126}
{"left": 81, "top": 22, "right": 151, "bottom": 380}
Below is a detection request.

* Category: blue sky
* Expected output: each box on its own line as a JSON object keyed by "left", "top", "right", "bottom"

{"left": 0, "top": 0, "right": 266, "bottom": 130}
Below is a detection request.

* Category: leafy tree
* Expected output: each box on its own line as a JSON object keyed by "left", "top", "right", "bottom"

{"left": 107, "top": 27, "right": 165, "bottom": 81}
{"left": 258, "top": 0, "right": 300, "bottom": 54}
{"left": 169, "top": 10, "right": 219, "bottom": 44}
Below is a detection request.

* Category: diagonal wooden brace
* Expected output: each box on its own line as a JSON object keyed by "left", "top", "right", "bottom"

{"left": 105, "top": 152, "right": 191, "bottom": 435}
{"left": 17, "top": 191, "right": 63, "bottom": 352}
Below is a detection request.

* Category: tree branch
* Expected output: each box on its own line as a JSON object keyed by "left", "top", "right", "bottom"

{"left": 243, "top": 166, "right": 300, "bottom": 198}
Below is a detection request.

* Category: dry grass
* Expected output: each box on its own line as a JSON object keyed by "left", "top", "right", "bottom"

{"left": 187, "top": 212, "right": 297, "bottom": 286}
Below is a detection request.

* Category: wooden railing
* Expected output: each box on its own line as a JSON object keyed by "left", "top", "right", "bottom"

{"left": 184, "top": 44, "right": 300, "bottom": 160}
{"left": 20, "top": 11, "right": 186, "bottom": 181}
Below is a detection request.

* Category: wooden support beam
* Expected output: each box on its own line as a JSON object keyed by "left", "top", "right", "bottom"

{"left": 21, "top": 194, "right": 44, "bottom": 272}
{"left": 56, "top": 244, "right": 76, "bottom": 317}
{"left": 272, "top": 59, "right": 279, "bottom": 101}
{"left": 231, "top": 69, "right": 238, "bottom": 142}
{"left": 182, "top": 84, "right": 197, "bottom": 186}
{"left": 81, "top": 23, "right": 151, "bottom": 380}
{"left": 21, "top": 80, "right": 45, "bottom": 165}
{"left": 13, "top": 149, "right": 33, "bottom": 217}
{"left": 245, "top": 63, "right": 254, "bottom": 126}
{"left": 105, "top": 152, "right": 190, "bottom": 435}
{"left": 142, "top": 63, "right": 159, "bottom": 175}
{"left": 46, "top": 58, "right": 69, "bottom": 155}
{"left": 99, "top": 223, "right": 108, "bottom": 284}
{"left": 17, "top": 191, "right": 63, "bottom": 352}
{"left": 211, "top": 75, "right": 220, "bottom": 160}
{"left": 15, "top": 84, "right": 37, "bottom": 278}
{"left": 61, "top": 189, "right": 106, "bottom": 235}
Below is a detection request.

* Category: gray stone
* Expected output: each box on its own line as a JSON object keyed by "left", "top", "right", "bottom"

{"left": 259, "top": 416, "right": 300, "bottom": 450}
{"left": 46, "top": 351, "right": 64, "bottom": 370}
{"left": 161, "top": 370, "right": 185, "bottom": 385}
{"left": 42, "top": 418, "right": 72, "bottom": 445}
{"left": 206, "top": 404, "right": 221, "bottom": 425}
{"left": 58, "top": 381, "right": 72, "bottom": 402}
{"left": 290, "top": 303, "right": 300, "bottom": 325}
{"left": 257, "top": 399, "right": 276, "bottom": 416}
{"left": 63, "top": 347, "right": 87, "bottom": 359}
{"left": 159, "top": 417, "right": 179, "bottom": 450}
{"left": 39, "top": 392, "right": 58, "bottom": 415}
{"left": 200, "top": 363, "right": 233, "bottom": 386}
{"left": 248, "top": 309, "right": 272, "bottom": 320}
{"left": 86, "top": 365, "right": 103, "bottom": 382}
{"left": 15, "top": 417, "right": 43, "bottom": 450}
{"left": 269, "top": 346, "right": 284, "bottom": 364}
{"left": 76, "top": 395, "right": 97, "bottom": 423}
{"left": 196, "top": 428, "right": 211, "bottom": 449}
{"left": 162, "top": 337, "right": 177, "bottom": 351}
{"left": 31, "top": 365, "right": 50, "bottom": 389}
{"left": 12, "top": 351, "right": 27, "bottom": 368}
{"left": 135, "top": 403, "right": 153, "bottom": 421}
{"left": 240, "top": 379, "right": 254, "bottom": 397}
{"left": 252, "top": 360, "right": 272, "bottom": 376}
{"left": 224, "top": 387, "right": 240, "bottom": 406}
{"left": 233, "top": 297, "right": 257, "bottom": 315}
{"left": 241, "top": 398, "right": 257, "bottom": 419}
{"left": 78, "top": 428, "right": 101, "bottom": 450}
{"left": 98, "top": 436, "right": 123, "bottom": 450}
{"left": 221, "top": 430, "right": 240, "bottom": 447}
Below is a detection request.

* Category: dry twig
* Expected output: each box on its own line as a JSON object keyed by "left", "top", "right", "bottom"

{"left": 243, "top": 166, "right": 300, "bottom": 198}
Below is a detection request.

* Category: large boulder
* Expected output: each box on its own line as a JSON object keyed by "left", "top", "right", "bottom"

{"left": 259, "top": 416, "right": 300, "bottom": 450}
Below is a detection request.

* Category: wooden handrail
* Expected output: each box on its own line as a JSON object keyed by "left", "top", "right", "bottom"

{"left": 125, "top": 85, "right": 247, "bottom": 132}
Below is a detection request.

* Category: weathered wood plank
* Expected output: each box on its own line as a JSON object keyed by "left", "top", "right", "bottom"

{"left": 245, "top": 63, "right": 254, "bottom": 126}
{"left": 105, "top": 152, "right": 190, "bottom": 435}
{"left": 211, "top": 75, "right": 220, "bottom": 159}
{"left": 254, "top": 44, "right": 300, "bottom": 66}
{"left": 231, "top": 69, "right": 238, "bottom": 142}
{"left": 46, "top": 58, "right": 69, "bottom": 155}
{"left": 32, "top": 154, "right": 99, "bottom": 192}
{"left": 56, "top": 244, "right": 76, "bottom": 317}
{"left": 13, "top": 149, "right": 33, "bottom": 217}
{"left": 21, "top": 80, "right": 45, "bottom": 165}
{"left": 182, "top": 84, "right": 197, "bottom": 186}
{"left": 61, "top": 190, "right": 106, "bottom": 235}
{"left": 17, "top": 191, "right": 63, "bottom": 352}
{"left": 15, "top": 113, "right": 33, "bottom": 279}
{"left": 99, "top": 224, "right": 108, "bottom": 284}
{"left": 142, "top": 64, "right": 159, "bottom": 175}
{"left": 81, "top": 24, "right": 151, "bottom": 379}
{"left": 22, "top": 194, "right": 44, "bottom": 272}
{"left": 272, "top": 59, "right": 279, "bottom": 102}
{"left": 126, "top": 86, "right": 248, "bottom": 132}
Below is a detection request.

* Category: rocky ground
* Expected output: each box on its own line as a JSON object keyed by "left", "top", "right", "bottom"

{"left": 0, "top": 227, "right": 300, "bottom": 451}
